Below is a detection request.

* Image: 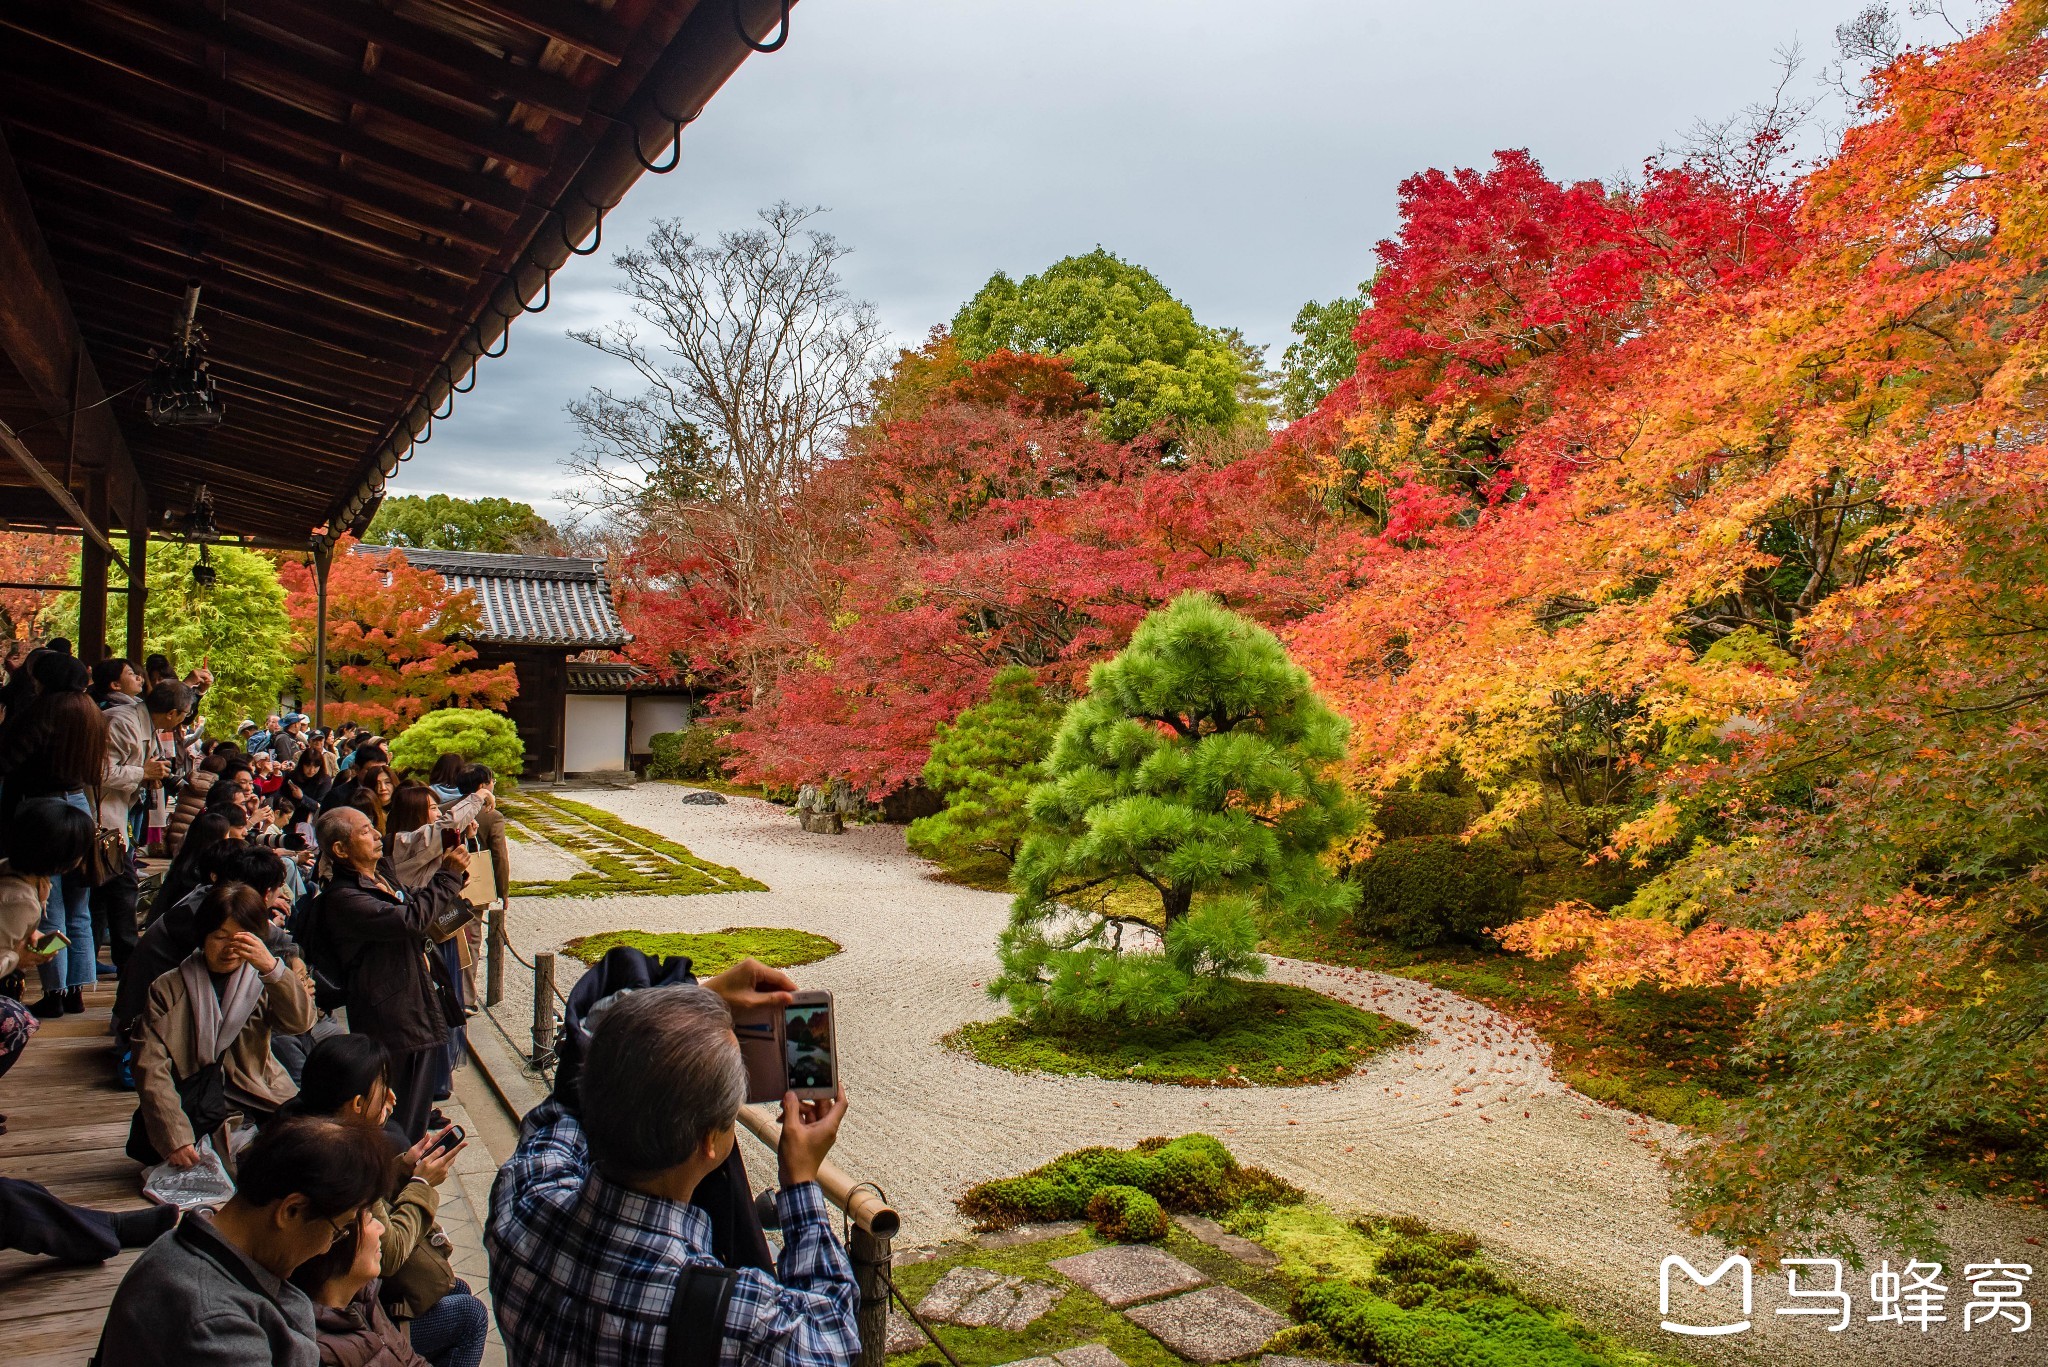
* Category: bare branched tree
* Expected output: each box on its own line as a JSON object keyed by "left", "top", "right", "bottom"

{"left": 564, "top": 203, "right": 887, "bottom": 691}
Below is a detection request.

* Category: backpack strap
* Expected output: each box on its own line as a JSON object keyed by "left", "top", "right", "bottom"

{"left": 665, "top": 1264, "right": 737, "bottom": 1367}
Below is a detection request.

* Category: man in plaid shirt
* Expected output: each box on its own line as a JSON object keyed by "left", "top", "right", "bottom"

{"left": 488, "top": 963, "right": 859, "bottom": 1367}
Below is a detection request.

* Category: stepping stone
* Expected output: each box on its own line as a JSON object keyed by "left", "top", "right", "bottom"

{"left": 1126, "top": 1286, "right": 1290, "bottom": 1364}
{"left": 1050, "top": 1245, "right": 1207, "bottom": 1308}
{"left": 1174, "top": 1214, "right": 1279, "bottom": 1268}
{"left": 977, "top": 1219, "right": 1086, "bottom": 1249}
{"left": 915, "top": 1265, "right": 1065, "bottom": 1330}
{"left": 998, "top": 1348, "right": 1127, "bottom": 1367}
{"left": 886, "top": 1312, "right": 927, "bottom": 1354}
{"left": 917, "top": 1266, "right": 1005, "bottom": 1319}
{"left": 1263, "top": 1358, "right": 1362, "bottom": 1367}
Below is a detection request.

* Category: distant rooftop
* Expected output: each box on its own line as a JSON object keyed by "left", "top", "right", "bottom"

{"left": 352, "top": 545, "right": 631, "bottom": 650}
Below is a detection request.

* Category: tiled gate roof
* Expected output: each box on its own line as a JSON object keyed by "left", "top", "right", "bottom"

{"left": 352, "top": 546, "right": 631, "bottom": 649}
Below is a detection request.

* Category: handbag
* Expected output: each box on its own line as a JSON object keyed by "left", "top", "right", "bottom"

{"left": 425, "top": 948, "right": 465, "bottom": 1031}
{"left": 81, "top": 785, "right": 129, "bottom": 888}
{"left": 462, "top": 848, "right": 497, "bottom": 908}
{"left": 125, "top": 1058, "right": 231, "bottom": 1165}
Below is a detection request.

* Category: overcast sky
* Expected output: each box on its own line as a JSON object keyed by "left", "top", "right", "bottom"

{"left": 390, "top": 0, "right": 1918, "bottom": 521}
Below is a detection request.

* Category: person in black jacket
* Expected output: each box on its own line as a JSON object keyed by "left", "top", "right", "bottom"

{"left": 312, "top": 807, "right": 470, "bottom": 1142}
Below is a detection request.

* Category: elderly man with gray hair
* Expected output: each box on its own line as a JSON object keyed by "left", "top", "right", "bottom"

{"left": 487, "top": 961, "right": 857, "bottom": 1367}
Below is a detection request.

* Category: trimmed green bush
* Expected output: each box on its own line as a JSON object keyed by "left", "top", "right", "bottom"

{"left": 1296, "top": 1281, "right": 1612, "bottom": 1367}
{"left": 1371, "top": 792, "right": 1478, "bottom": 840}
{"left": 1086, "top": 1185, "right": 1167, "bottom": 1242}
{"left": 389, "top": 708, "right": 524, "bottom": 785}
{"left": 647, "top": 723, "right": 734, "bottom": 781}
{"left": 907, "top": 666, "right": 1062, "bottom": 871}
{"left": 956, "top": 1134, "right": 1301, "bottom": 1229}
{"left": 1353, "top": 836, "right": 1521, "bottom": 948}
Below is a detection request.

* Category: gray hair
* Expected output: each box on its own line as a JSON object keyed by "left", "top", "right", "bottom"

{"left": 314, "top": 805, "right": 367, "bottom": 879}
{"left": 581, "top": 985, "right": 745, "bottom": 1182}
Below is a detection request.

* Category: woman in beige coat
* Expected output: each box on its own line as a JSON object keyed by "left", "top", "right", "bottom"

{"left": 132, "top": 881, "right": 315, "bottom": 1167}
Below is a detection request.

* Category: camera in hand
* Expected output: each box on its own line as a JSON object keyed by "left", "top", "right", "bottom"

{"left": 734, "top": 990, "right": 837, "bottom": 1103}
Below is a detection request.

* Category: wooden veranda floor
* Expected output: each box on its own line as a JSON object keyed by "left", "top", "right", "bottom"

{"left": 0, "top": 984, "right": 146, "bottom": 1367}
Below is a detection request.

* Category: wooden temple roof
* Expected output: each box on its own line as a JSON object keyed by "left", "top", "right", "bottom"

{"left": 0, "top": 0, "right": 793, "bottom": 547}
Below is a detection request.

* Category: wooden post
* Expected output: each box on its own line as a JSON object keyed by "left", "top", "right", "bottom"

{"left": 531, "top": 950, "right": 555, "bottom": 1063}
{"left": 311, "top": 539, "right": 332, "bottom": 728}
{"left": 124, "top": 521, "right": 146, "bottom": 664}
{"left": 850, "top": 1225, "right": 892, "bottom": 1367}
{"left": 486, "top": 902, "right": 506, "bottom": 1007}
{"left": 79, "top": 477, "right": 109, "bottom": 661}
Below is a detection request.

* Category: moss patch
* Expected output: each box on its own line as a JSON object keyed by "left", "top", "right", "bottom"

{"left": 501, "top": 793, "right": 766, "bottom": 899}
{"left": 560, "top": 927, "right": 840, "bottom": 975}
{"left": 1266, "top": 928, "right": 1753, "bottom": 1130}
{"left": 958, "top": 1134, "right": 1300, "bottom": 1230}
{"left": 945, "top": 981, "right": 1415, "bottom": 1088}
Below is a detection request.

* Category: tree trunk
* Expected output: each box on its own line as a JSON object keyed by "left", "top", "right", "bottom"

{"left": 1161, "top": 884, "right": 1193, "bottom": 928}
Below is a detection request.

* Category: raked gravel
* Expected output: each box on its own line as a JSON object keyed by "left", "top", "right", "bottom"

{"left": 483, "top": 784, "right": 2046, "bottom": 1367}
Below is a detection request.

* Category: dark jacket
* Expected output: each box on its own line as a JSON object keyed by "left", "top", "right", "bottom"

{"left": 320, "top": 860, "right": 465, "bottom": 1056}
{"left": 310, "top": 1282, "right": 429, "bottom": 1367}
{"left": 96, "top": 1212, "right": 320, "bottom": 1367}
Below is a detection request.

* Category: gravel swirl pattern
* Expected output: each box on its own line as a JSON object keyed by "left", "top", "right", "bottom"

{"left": 488, "top": 785, "right": 2045, "bottom": 1367}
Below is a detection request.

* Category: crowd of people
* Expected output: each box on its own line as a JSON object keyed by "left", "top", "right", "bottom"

{"left": 0, "top": 639, "right": 862, "bottom": 1367}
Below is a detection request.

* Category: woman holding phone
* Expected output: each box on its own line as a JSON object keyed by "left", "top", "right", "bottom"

{"left": 281, "top": 1036, "right": 489, "bottom": 1367}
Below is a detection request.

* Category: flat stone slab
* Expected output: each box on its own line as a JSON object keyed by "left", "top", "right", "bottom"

{"left": 1173, "top": 1214, "right": 1279, "bottom": 1268}
{"left": 999, "top": 1348, "right": 1128, "bottom": 1367}
{"left": 1050, "top": 1245, "right": 1208, "bottom": 1308}
{"left": 1127, "top": 1286, "right": 1290, "bottom": 1364}
{"left": 1263, "top": 1357, "right": 1361, "bottom": 1367}
{"left": 915, "top": 1264, "right": 1064, "bottom": 1330}
{"left": 977, "top": 1219, "right": 1086, "bottom": 1249}
{"left": 886, "top": 1311, "right": 926, "bottom": 1354}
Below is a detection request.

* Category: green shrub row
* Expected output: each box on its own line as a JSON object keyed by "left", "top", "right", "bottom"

{"left": 1352, "top": 835, "right": 1521, "bottom": 948}
{"left": 956, "top": 1134, "right": 1301, "bottom": 1229}
{"left": 647, "top": 724, "right": 735, "bottom": 781}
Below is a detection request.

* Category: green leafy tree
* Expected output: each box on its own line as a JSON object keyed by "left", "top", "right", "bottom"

{"left": 388, "top": 708, "right": 525, "bottom": 785}
{"left": 994, "top": 594, "right": 1359, "bottom": 1027}
{"left": 48, "top": 541, "right": 292, "bottom": 735}
{"left": 1279, "top": 286, "right": 1368, "bottom": 419}
{"left": 952, "top": 249, "right": 1251, "bottom": 443}
{"left": 907, "top": 667, "right": 1064, "bottom": 871}
{"left": 365, "top": 494, "right": 558, "bottom": 553}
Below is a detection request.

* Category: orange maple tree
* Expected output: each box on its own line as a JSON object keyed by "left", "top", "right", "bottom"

{"left": 279, "top": 539, "right": 518, "bottom": 733}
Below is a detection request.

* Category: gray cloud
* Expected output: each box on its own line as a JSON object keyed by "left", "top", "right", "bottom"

{"left": 392, "top": 0, "right": 1886, "bottom": 520}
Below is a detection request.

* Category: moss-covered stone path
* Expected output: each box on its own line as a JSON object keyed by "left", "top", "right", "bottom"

{"left": 498, "top": 791, "right": 765, "bottom": 898}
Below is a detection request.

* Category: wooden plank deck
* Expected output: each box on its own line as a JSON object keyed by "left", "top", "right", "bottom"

{"left": 0, "top": 984, "right": 148, "bottom": 1367}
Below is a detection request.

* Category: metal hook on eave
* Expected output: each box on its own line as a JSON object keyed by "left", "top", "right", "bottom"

{"left": 735, "top": 0, "right": 791, "bottom": 52}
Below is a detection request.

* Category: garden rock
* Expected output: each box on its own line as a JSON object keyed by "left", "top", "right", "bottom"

{"left": 678, "top": 790, "right": 727, "bottom": 806}
{"left": 1124, "top": 1286, "right": 1289, "bottom": 1364}
{"left": 915, "top": 1265, "right": 1064, "bottom": 1330}
{"left": 1048, "top": 1245, "right": 1206, "bottom": 1307}
{"left": 1000, "top": 1348, "right": 1128, "bottom": 1367}
{"left": 885, "top": 1312, "right": 926, "bottom": 1354}
{"left": 1173, "top": 1213, "right": 1278, "bottom": 1267}
{"left": 1263, "top": 1357, "right": 1360, "bottom": 1367}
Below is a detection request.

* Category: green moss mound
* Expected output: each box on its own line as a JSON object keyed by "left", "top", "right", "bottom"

{"left": 958, "top": 1134, "right": 1301, "bottom": 1230}
{"left": 1086, "top": 1185, "right": 1167, "bottom": 1242}
{"left": 946, "top": 980, "right": 1415, "bottom": 1088}
{"left": 560, "top": 927, "right": 840, "bottom": 976}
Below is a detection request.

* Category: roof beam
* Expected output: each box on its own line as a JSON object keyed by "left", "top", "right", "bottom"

{"left": 72, "top": 0, "right": 559, "bottom": 171}
{"left": 273, "top": 0, "right": 592, "bottom": 124}
{"left": 455, "top": 0, "right": 632, "bottom": 67}
{"left": 8, "top": 85, "right": 514, "bottom": 252}
{"left": 0, "top": 15, "right": 531, "bottom": 215}
{"left": 0, "top": 132, "right": 146, "bottom": 533}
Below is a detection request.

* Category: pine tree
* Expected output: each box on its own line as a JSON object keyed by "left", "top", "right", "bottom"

{"left": 907, "top": 667, "right": 1063, "bottom": 872}
{"left": 994, "top": 593, "right": 1359, "bottom": 1027}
